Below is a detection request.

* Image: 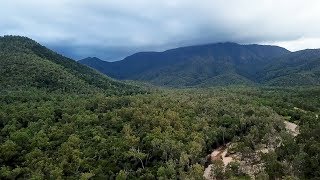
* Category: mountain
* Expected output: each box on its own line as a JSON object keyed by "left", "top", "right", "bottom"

{"left": 79, "top": 42, "right": 290, "bottom": 87}
{"left": 0, "top": 35, "right": 141, "bottom": 95}
{"left": 259, "top": 49, "right": 320, "bottom": 86}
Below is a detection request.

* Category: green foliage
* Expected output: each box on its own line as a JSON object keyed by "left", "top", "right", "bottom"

{"left": 0, "top": 35, "right": 142, "bottom": 95}
{"left": 1, "top": 36, "right": 320, "bottom": 179}
{"left": 211, "top": 160, "right": 225, "bottom": 179}
{"left": 225, "top": 161, "right": 246, "bottom": 178}
{"left": 262, "top": 152, "right": 284, "bottom": 179}
{"left": 260, "top": 49, "right": 320, "bottom": 86}
{"left": 1, "top": 86, "right": 305, "bottom": 179}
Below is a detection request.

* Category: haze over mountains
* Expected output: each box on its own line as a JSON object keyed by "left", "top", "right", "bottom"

{"left": 79, "top": 42, "right": 320, "bottom": 87}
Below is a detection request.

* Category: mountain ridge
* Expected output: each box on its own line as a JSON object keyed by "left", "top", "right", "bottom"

{"left": 258, "top": 48, "right": 320, "bottom": 86}
{"left": 79, "top": 42, "right": 291, "bottom": 87}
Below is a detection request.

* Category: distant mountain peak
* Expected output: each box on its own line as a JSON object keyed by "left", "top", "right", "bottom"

{"left": 81, "top": 56, "right": 104, "bottom": 61}
{"left": 79, "top": 42, "right": 294, "bottom": 87}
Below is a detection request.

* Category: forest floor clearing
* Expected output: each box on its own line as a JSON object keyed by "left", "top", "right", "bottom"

{"left": 284, "top": 120, "right": 299, "bottom": 136}
{"left": 204, "top": 120, "right": 300, "bottom": 179}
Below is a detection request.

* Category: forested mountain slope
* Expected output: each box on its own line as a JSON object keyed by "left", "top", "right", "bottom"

{"left": 80, "top": 43, "right": 290, "bottom": 87}
{"left": 0, "top": 35, "right": 141, "bottom": 95}
{"left": 259, "top": 49, "right": 320, "bottom": 86}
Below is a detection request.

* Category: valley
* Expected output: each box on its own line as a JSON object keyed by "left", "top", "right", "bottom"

{"left": 0, "top": 36, "right": 320, "bottom": 179}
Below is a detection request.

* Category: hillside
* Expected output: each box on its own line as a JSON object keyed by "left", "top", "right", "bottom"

{"left": 79, "top": 43, "right": 289, "bottom": 87}
{"left": 1, "top": 35, "right": 320, "bottom": 179}
{"left": 259, "top": 49, "right": 320, "bottom": 86}
{"left": 0, "top": 36, "right": 141, "bottom": 95}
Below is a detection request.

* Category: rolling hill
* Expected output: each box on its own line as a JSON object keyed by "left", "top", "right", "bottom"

{"left": 0, "top": 35, "right": 141, "bottom": 95}
{"left": 79, "top": 42, "right": 290, "bottom": 87}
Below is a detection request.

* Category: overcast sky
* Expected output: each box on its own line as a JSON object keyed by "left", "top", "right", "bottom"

{"left": 1, "top": 0, "right": 320, "bottom": 61}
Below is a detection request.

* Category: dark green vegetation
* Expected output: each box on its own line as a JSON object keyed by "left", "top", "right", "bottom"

{"left": 258, "top": 49, "right": 320, "bottom": 86}
{"left": 255, "top": 87, "right": 320, "bottom": 179}
{"left": 80, "top": 43, "right": 320, "bottom": 87}
{"left": 79, "top": 43, "right": 291, "bottom": 87}
{"left": 1, "top": 36, "right": 320, "bottom": 179}
{"left": 1, "top": 86, "right": 320, "bottom": 179}
{"left": 0, "top": 36, "right": 141, "bottom": 95}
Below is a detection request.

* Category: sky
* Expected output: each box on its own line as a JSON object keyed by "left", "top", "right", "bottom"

{"left": 1, "top": 0, "right": 320, "bottom": 61}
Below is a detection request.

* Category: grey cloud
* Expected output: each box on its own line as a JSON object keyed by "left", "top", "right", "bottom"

{"left": 1, "top": 0, "right": 320, "bottom": 60}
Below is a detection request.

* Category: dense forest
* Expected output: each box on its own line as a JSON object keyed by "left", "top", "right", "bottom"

{"left": 0, "top": 36, "right": 141, "bottom": 95}
{"left": 1, "top": 36, "right": 320, "bottom": 179}
{"left": 1, "top": 87, "right": 320, "bottom": 179}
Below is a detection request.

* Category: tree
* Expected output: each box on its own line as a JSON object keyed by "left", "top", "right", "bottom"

{"left": 211, "top": 160, "right": 225, "bottom": 180}
{"left": 125, "top": 148, "right": 147, "bottom": 169}
{"left": 263, "top": 152, "right": 284, "bottom": 179}
{"left": 116, "top": 170, "right": 127, "bottom": 180}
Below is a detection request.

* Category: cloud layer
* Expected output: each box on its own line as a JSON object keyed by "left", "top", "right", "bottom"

{"left": 1, "top": 0, "right": 320, "bottom": 60}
